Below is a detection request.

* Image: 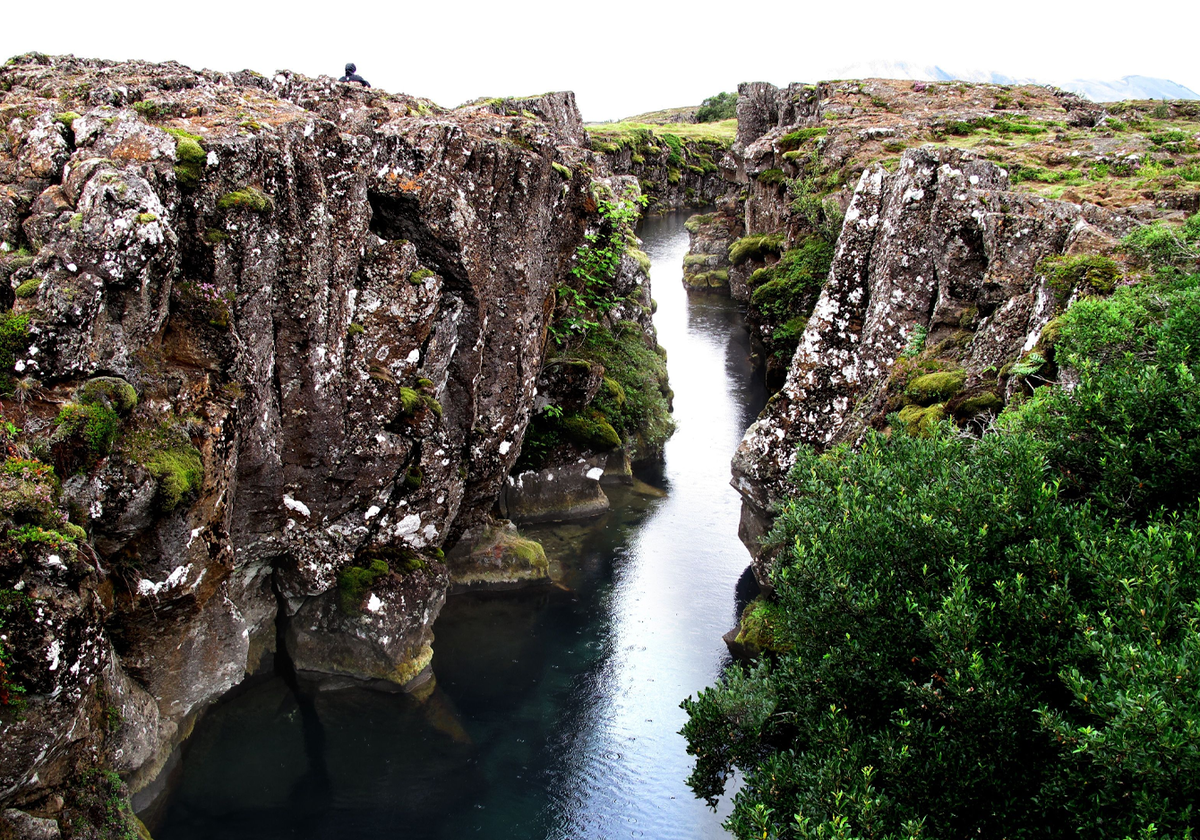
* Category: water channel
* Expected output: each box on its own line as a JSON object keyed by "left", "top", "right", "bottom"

{"left": 150, "top": 210, "right": 767, "bottom": 839}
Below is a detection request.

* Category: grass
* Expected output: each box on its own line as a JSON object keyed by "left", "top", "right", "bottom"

{"left": 586, "top": 119, "right": 737, "bottom": 145}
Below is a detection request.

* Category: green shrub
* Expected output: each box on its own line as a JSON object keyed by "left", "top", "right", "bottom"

{"left": 551, "top": 162, "right": 572, "bottom": 180}
{"left": 684, "top": 213, "right": 714, "bottom": 233}
{"left": 1122, "top": 215, "right": 1200, "bottom": 267}
{"left": 683, "top": 420, "right": 1200, "bottom": 839}
{"left": 696, "top": 92, "right": 737, "bottom": 123}
{"left": 1004, "top": 270, "right": 1200, "bottom": 519}
{"left": 410, "top": 268, "right": 435, "bottom": 284}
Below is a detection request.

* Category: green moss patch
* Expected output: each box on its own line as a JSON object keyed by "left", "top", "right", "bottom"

{"left": 217, "top": 186, "right": 273, "bottom": 213}
{"left": 905, "top": 369, "right": 966, "bottom": 405}
{"left": 955, "top": 391, "right": 1004, "bottom": 416}
{"left": 78, "top": 376, "right": 138, "bottom": 412}
{"left": 729, "top": 234, "right": 785, "bottom": 265}
{"left": 1039, "top": 253, "right": 1121, "bottom": 301}
{"left": 560, "top": 410, "right": 621, "bottom": 450}
{"left": 171, "top": 133, "right": 206, "bottom": 189}
{"left": 734, "top": 596, "right": 792, "bottom": 653}
{"left": 125, "top": 421, "right": 203, "bottom": 510}
{"left": 337, "top": 558, "right": 389, "bottom": 615}
{"left": 897, "top": 402, "right": 946, "bottom": 436}
{"left": 13, "top": 277, "right": 41, "bottom": 298}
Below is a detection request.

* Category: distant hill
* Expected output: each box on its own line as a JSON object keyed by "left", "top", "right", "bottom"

{"left": 831, "top": 60, "right": 1198, "bottom": 102}
{"left": 614, "top": 105, "right": 699, "bottom": 124}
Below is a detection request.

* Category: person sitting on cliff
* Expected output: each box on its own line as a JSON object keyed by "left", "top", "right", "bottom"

{"left": 339, "top": 63, "right": 371, "bottom": 87}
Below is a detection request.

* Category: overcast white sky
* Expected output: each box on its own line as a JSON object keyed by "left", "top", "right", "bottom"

{"left": 2, "top": 0, "right": 1196, "bottom": 122}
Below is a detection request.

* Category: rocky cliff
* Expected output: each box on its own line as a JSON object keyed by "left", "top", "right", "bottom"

{"left": 705, "top": 78, "right": 1199, "bottom": 573}
{"left": 587, "top": 120, "right": 734, "bottom": 211}
{"left": 0, "top": 53, "right": 663, "bottom": 835}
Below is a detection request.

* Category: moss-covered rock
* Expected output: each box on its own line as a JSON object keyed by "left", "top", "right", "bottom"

{"left": 729, "top": 234, "right": 785, "bottom": 266}
{"left": 561, "top": 410, "right": 621, "bottom": 450}
{"left": 216, "top": 186, "right": 273, "bottom": 213}
{"left": 734, "top": 596, "right": 791, "bottom": 654}
{"left": 955, "top": 391, "right": 1004, "bottom": 417}
{"left": 897, "top": 402, "right": 947, "bottom": 437}
{"left": 905, "top": 369, "right": 966, "bottom": 405}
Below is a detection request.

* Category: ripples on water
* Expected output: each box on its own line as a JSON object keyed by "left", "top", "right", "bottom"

{"left": 150, "top": 210, "right": 766, "bottom": 840}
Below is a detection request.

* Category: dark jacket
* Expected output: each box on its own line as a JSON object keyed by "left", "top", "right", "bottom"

{"left": 339, "top": 64, "right": 370, "bottom": 87}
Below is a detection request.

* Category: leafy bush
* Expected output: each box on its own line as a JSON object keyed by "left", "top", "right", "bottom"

{"left": 696, "top": 92, "right": 737, "bottom": 123}
{"left": 684, "top": 427, "right": 1200, "bottom": 839}
{"left": 683, "top": 257, "right": 1200, "bottom": 839}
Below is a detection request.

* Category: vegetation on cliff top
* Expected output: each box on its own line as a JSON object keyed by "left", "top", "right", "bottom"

{"left": 681, "top": 222, "right": 1200, "bottom": 840}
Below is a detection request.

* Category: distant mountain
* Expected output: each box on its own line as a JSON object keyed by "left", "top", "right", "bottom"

{"left": 1059, "top": 75, "right": 1199, "bottom": 102}
{"left": 829, "top": 60, "right": 1198, "bottom": 102}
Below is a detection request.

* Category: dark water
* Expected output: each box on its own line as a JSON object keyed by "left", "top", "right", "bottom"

{"left": 150, "top": 210, "right": 766, "bottom": 840}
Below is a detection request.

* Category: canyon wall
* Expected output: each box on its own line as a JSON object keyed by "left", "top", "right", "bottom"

{"left": 0, "top": 53, "right": 658, "bottom": 832}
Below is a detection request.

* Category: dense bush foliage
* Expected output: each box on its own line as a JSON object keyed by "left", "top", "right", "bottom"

{"left": 682, "top": 228, "right": 1200, "bottom": 839}
{"left": 697, "top": 92, "right": 737, "bottom": 123}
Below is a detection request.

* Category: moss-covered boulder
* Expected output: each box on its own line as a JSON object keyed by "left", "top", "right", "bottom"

{"left": 445, "top": 519, "right": 556, "bottom": 592}
{"left": 905, "top": 370, "right": 966, "bottom": 405}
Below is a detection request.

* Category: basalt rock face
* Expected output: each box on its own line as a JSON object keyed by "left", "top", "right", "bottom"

{"left": 0, "top": 53, "right": 638, "bottom": 817}
{"left": 731, "top": 144, "right": 1135, "bottom": 568}
{"left": 711, "top": 79, "right": 1197, "bottom": 572}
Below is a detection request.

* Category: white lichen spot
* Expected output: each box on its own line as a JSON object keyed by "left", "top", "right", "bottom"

{"left": 586, "top": 467, "right": 605, "bottom": 481}
{"left": 365, "top": 505, "right": 381, "bottom": 520}
{"left": 366, "top": 594, "right": 384, "bottom": 613}
{"left": 283, "top": 495, "right": 311, "bottom": 517}
{"left": 406, "top": 348, "right": 420, "bottom": 364}
{"left": 499, "top": 440, "right": 512, "bottom": 455}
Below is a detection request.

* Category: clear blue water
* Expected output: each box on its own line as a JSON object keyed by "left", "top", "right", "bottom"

{"left": 149, "top": 210, "right": 766, "bottom": 840}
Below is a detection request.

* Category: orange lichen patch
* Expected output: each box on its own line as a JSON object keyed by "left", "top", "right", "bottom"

{"left": 385, "top": 171, "right": 423, "bottom": 192}
{"left": 111, "top": 137, "right": 158, "bottom": 162}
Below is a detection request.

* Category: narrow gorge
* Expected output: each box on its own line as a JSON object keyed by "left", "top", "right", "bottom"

{"left": 2, "top": 51, "right": 1199, "bottom": 840}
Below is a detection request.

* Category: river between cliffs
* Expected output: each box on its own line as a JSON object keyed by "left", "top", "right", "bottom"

{"left": 149, "top": 210, "right": 766, "bottom": 840}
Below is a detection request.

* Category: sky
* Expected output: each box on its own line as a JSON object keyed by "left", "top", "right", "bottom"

{"left": 2, "top": 0, "right": 1197, "bottom": 122}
